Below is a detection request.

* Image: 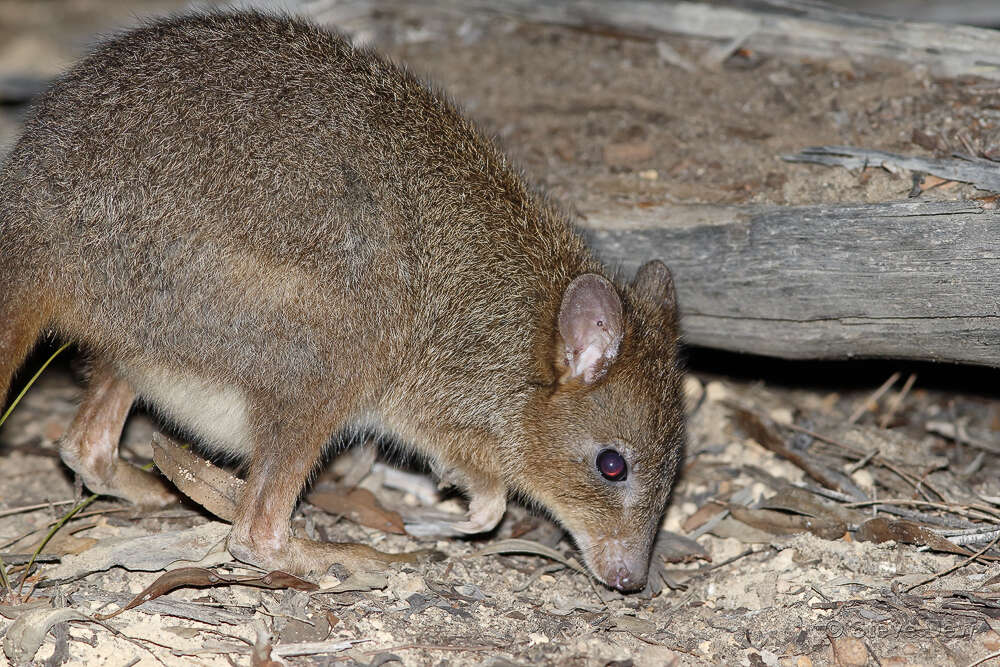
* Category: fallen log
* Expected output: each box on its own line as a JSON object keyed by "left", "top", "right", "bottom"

{"left": 281, "top": 0, "right": 1000, "bottom": 81}
{"left": 579, "top": 199, "right": 1000, "bottom": 365}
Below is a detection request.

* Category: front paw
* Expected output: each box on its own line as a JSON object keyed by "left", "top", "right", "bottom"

{"left": 404, "top": 492, "right": 506, "bottom": 537}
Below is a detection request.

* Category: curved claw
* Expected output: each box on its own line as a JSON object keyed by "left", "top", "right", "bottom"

{"left": 405, "top": 492, "right": 506, "bottom": 537}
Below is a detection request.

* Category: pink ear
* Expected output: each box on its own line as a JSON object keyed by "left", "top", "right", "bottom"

{"left": 558, "top": 274, "right": 624, "bottom": 384}
{"left": 632, "top": 259, "right": 677, "bottom": 314}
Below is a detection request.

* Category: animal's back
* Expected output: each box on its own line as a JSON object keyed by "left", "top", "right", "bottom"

{"left": 0, "top": 11, "right": 590, "bottom": 403}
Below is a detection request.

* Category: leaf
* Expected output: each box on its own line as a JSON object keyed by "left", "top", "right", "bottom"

{"left": 473, "top": 539, "right": 586, "bottom": 573}
{"left": 94, "top": 567, "right": 318, "bottom": 620}
{"left": 727, "top": 404, "right": 850, "bottom": 494}
{"left": 652, "top": 530, "right": 711, "bottom": 564}
{"left": 855, "top": 518, "right": 998, "bottom": 560}
{"left": 0, "top": 598, "right": 50, "bottom": 621}
{"left": 729, "top": 505, "right": 846, "bottom": 540}
{"left": 152, "top": 435, "right": 243, "bottom": 521}
{"left": 613, "top": 616, "right": 657, "bottom": 634}
{"left": 709, "top": 516, "right": 776, "bottom": 544}
{"left": 307, "top": 488, "right": 406, "bottom": 535}
{"left": 2, "top": 606, "right": 88, "bottom": 663}
{"left": 682, "top": 501, "right": 727, "bottom": 533}
{"left": 758, "top": 487, "right": 860, "bottom": 524}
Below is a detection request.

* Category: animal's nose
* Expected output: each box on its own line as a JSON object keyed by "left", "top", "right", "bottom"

{"left": 612, "top": 566, "right": 645, "bottom": 592}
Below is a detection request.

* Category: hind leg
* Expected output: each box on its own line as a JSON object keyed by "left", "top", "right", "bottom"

{"left": 0, "top": 292, "right": 52, "bottom": 409}
{"left": 59, "top": 361, "right": 178, "bottom": 507}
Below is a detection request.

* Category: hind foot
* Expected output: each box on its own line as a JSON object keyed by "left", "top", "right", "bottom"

{"left": 59, "top": 361, "right": 178, "bottom": 507}
{"left": 227, "top": 533, "right": 443, "bottom": 577}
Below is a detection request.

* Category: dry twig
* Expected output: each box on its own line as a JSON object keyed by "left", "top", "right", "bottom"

{"left": 879, "top": 373, "right": 916, "bottom": 429}
{"left": 904, "top": 534, "right": 1000, "bottom": 593}
{"left": 848, "top": 372, "right": 900, "bottom": 424}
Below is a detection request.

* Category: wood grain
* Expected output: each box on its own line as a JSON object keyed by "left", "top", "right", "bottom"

{"left": 286, "top": 0, "right": 1000, "bottom": 80}
{"left": 579, "top": 200, "right": 1000, "bottom": 365}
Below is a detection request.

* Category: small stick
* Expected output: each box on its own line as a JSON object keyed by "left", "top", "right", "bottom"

{"left": 867, "top": 456, "right": 934, "bottom": 503}
{"left": 844, "top": 498, "right": 1000, "bottom": 522}
{"left": 879, "top": 373, "right": 916, "bottom": 429}
{"left": 846, "top": 449, "right": 879, "bottom": 475}
{"left": 905, "top": 533, "right": 1000, "bottom": 593}
{"left": 966, "top": 650, "right": 1000, "bottom": 667}
{"left": 849, "top": 372, "right": 900, "bottom": 424}
{"left": 947, "top": 529, "right": 1000, "bottom": 547}
{"left": 913, "top": 466, "right": 948, "bottom": 504}
{"left": 586, "top": 570, "right": 613, "bottom": 610}
{"left": 689, "top": 547, "right": 759, "bottom": 578}
{"left": 0, "top": 500, "right": 76, "bottom": 519}
{"left": 810, "top": 584, "right": 830, "bottom": 601}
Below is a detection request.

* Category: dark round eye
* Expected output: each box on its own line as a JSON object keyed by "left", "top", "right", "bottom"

{"left": 596, "top": 449, "right": 627, "bottom": 482}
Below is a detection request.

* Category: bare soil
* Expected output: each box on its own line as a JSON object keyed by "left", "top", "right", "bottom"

{"left": 3, "top": 3, "right": 1000, "bottom": 666}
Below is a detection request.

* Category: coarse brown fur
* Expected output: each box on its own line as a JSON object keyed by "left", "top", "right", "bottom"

{"left": 0, "top": 10, "right": 685, "bottom": 590}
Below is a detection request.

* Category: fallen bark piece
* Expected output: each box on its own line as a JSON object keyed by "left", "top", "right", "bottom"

{"left": 151, "top": 435, "right": 243, "bottom": 521}
{"left": 2, "top": 606, "right": 89, "bottom": 663}
{"left": 70, "top": 589, "right": 252, "bottom": 626}
{"left": 43, "top": 522, "right": 231, "bottom": 581}
{"left": 783, "top": 146, "right": 1000, "bottom": 194}
{"left": 320, "top": 572, "right": 389, "bottom": 594}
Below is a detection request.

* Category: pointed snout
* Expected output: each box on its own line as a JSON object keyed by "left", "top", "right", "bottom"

{"left": 609, "top": 565, "right": 647, "bottom": 592}
{"left": 569, "top": 525, "right": 655, "bottom": 593}
{"left": 583, "top": 539, "right": 651, "bottom": 592}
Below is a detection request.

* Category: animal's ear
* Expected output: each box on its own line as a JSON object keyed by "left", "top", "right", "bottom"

{"left": 632, "top": 259, "right": 677, "bottom": 316}
{"left": 557, "top": 274, "right": 624, "bottom": 384}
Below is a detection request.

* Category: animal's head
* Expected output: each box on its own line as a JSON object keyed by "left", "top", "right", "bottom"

{"left": 519, "top": 260, "right": 685, "bottom": 591}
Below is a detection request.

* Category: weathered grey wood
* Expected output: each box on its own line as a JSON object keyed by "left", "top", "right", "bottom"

{"left": 784, "top": 146, "right": 1000, "bottom": 194}
{"left": 578, "top": 200, "right": 1000, "bottom": 365}
{"left": 276, "top": 0, "right": 1000, "bottom": 80}
{"left": 495, "top": 0, "right": 1000, "bottom": 80}
{"left": 832, "top": 1, "right": 1000, "bottom": 28}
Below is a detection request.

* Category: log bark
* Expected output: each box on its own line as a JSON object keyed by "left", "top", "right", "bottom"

{"left": 830, "top": 1, "right": 1000, "bottom": 28}
{"left": 784, "top": 147, "right": 1000, "bottom": 193}
{"left": 578, "top": 200, "right": 1000, "bottom": 365}
{"left": 282, "top": 0, "right": 1000, "bottom": 81}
